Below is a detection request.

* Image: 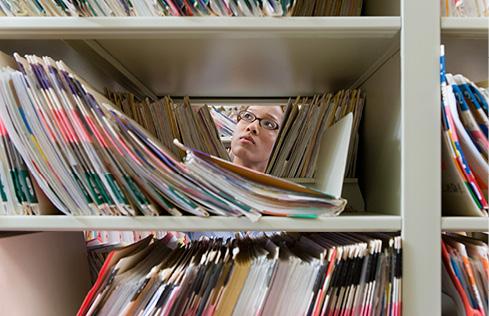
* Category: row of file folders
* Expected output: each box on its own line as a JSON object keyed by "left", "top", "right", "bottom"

{"left": 442, "top": 232, "right": 489, "bottom": 316}
{"left": 79, "top": 231, "right": 402, "bottom": 316}
{"left": 3, "top": 0, "right": 488, "bottom": 17}
{"left": 0, "top": 0, "right": 367, "bottom": 16}
{"left": 106, "top": 88, "right": 363, "bottom": 179}
{"left": 440, "top": 45, "right": 489, "bottom": 217}
{"left": 0, "top": 49, "right": 357, "bottom": 218}
{"left": 83, "top": 229, "right": 489, "bottom": 316}
{"left": 441, "top": 0, "right": 489, "bottom": 17}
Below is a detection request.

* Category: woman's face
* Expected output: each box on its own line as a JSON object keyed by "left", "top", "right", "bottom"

{"left": 231, "top": 106, "right": 284, "bottom": 170}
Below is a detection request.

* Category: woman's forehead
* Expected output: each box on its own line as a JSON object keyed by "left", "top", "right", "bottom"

{"left": 248, "top": 105, "right": 283, "bottom": 122}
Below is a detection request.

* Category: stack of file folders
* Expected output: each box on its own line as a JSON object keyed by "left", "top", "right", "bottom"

{"left": 0, "top": 116, "right": 39, "bottom": 215}
{"left": 0, "top": 51, "right": 346, "bottom": 218}
{"left": 0, "top": 0, "right": 366, "bottom": 17}
{"left": 266, "top": 89, "right": 365, "bottom": 179}
{"left": 107, "top": 91, "right": 229, "bottom": 160}
{"left": 108, "top": 89, "right": 364, "bottom": 181}
{"left": 441, "top": 0, "right": 489, "bottom": 17}
{"left": 442, "top": 233, "right": 488, "bottom": 316}
{"left": 440, "top": 46, "right": 489, "bottom": 217}
{"left": 78, "top": 232, "right": 402, "bottom": 316}
{"left": 85, "top": 231, "right": 183, "bottom": 284}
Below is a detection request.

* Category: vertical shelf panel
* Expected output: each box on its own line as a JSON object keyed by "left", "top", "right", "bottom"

{"left": 401, "top": 0, "right": 441, "bottom": 315}
{"left": 360, "top": 52, "right": 401, "bottom": 215}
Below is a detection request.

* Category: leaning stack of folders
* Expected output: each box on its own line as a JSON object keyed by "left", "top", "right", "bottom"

{"left": 0, "top": 51, "right": 347, "bottom": 219}
{"left": 442, "top": 233, "right": 488, "bottom": 316}
{"left": 441, "top": 0, "right": 489, "bottom": 17}
{"left": 0, "top": 0, "right": 366, "bottom": 17}
{"left": 85, "top": 230, "right": 184, "bottom": 283}
{"left": 78, "top": 232, "right": 402, "bottom": 316}
{"left": 440, "top": 45, "right": 488, "bottom": 217}
{"left": 108, "top": 88, "right": 366, "bottom": 181}
{"left": 266, "top": 90, "right": 365, "bottom": 179}
{"left": 106, "top": 91, "right": 229, "bottom": 161}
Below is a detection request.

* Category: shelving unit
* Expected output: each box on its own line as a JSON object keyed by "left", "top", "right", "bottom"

{"left": 0, "top": 1, "right": 486, "bottom": 315}
{"left": 0, "top": 15, "right": 405, "bottom": 217}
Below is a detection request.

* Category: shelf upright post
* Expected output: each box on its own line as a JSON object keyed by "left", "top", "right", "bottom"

{"left": 401, "top": 0, "right": 441, "bottom": 314}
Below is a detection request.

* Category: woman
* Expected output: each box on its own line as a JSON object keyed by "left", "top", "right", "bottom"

{"left": 230, "top": 105, "right": 284, "bottom": 172}
{"left": 188, "top": 105, "right": 284, "bottom": 241}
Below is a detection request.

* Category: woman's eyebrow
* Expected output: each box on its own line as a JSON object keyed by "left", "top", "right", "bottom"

{"left": 259, "top": 113, "right": 279, "bottom": 122}
{"left": 248, "top": 109, "right": 280, "bottom": 122}
{"left": 267, "top": 115, "right": 281, "bottom": 123}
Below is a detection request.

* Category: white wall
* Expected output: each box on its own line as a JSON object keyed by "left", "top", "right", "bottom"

{"left": 0, "top": 232, "right": 91, "bottom": 316}
{"left": 443, "top": 37, "right": 488, "bottom": 83}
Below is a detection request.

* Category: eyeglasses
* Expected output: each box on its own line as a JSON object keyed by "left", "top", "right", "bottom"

{"left": 237, "top": 110, "right": 280, "bottom": 131}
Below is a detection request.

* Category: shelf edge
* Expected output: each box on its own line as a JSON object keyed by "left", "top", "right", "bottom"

{"left": 0, "top": 215, "right": 402, "bottom": 232}
{"left": 441, "top": 17, "right": 489, "bottom": 38}
{"left": 442, "top": 216, "right": 489, "bottom": 232}
{"left": 0, "top": 16, "right": 401, "bottom": 39}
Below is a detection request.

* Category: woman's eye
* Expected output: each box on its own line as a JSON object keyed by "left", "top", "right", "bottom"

{"left": 243, "top": 113, "right": 254, "bottom": 120}
{"left": 263, "top": 121, "right": 275, "bottom": 129}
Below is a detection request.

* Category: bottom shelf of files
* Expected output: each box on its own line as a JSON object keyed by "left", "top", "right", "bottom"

{"left": 442, "top": 232, "right": 488, "bottom": 316}
{"left": 0, "top": 230, "right": 402, "bottom": 316}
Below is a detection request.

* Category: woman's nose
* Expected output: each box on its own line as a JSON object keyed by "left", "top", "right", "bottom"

{"left": 246, "top": 120, "right": 260, "bottom": 134}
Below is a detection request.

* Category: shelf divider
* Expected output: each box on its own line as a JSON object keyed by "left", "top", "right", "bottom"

{"left": 402, "top": 0, "right": 441, "bottom": 314}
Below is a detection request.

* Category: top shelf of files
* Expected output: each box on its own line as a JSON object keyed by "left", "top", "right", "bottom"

{"left": 0, "top": 17, "right": 400, "bottom": 39}
{"left": 441, "top": 17, "right": 489, "bottom": 38}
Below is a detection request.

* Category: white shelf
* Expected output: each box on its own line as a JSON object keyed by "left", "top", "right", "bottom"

{"left": 441, "top": 17, "right": 489, "bottom": 38}
{"left": 0, "top": 17, "right": 400, "bottom": 96}
{"left": 0, "top": 17, "right": 400, "bottom": 39}
{"left": 442, "top": 216, "right": 489, "bottom": 232}
{"left": 0, "top": 214, "right": 401, "bottom": 232}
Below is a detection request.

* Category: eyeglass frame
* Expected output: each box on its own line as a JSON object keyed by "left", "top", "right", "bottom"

{"left": 236, "top": 110, "right": 280, "bottom": 131}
